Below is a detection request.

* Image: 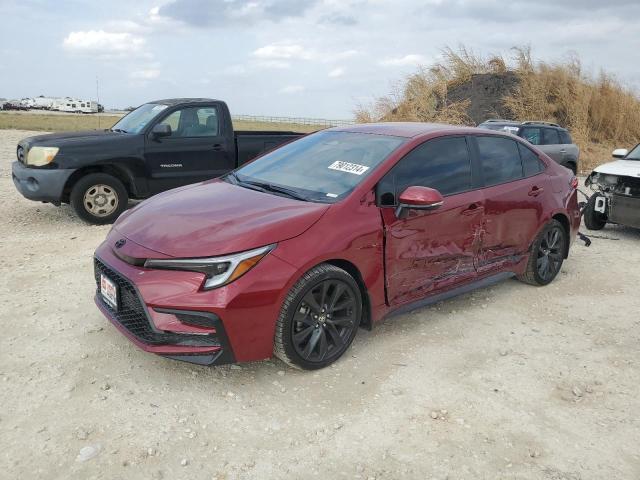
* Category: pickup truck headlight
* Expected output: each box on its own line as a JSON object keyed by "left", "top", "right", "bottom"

{"left": 26, "top": 146, "right": 59, "bottom": 166}
{"left": 144, "top": 244, "right": 275, "bottom": 290}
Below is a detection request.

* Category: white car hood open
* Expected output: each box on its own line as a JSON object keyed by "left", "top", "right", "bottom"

{"left": 593, "top": 160, "right": 640, "bottom": 178}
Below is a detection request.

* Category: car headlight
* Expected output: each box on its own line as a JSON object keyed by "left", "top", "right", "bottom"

{"left": 26, "top": 146, "right": 59, "bottom": 166}
{"left": 144, "top": 244, "right": 275, "bottom": 290}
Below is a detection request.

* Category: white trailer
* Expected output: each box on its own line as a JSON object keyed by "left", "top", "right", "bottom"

{"left": 53, "top": 98, "right": 98, "bottom": 113}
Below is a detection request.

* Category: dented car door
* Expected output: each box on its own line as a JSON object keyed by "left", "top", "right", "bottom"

{"left": 377, "top": 136, "right": 483, "bottom": 306}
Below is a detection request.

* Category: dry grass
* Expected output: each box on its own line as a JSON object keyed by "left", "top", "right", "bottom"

{"left": 0, "top": 111, "right": 320, "bottom": 133}
{"left": 355, "top": 46, "right": 640, "bottom": 172}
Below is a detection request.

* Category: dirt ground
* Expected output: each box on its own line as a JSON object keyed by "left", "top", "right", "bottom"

{"left": 1, "top": 129, "right": 639, "bottom": 480}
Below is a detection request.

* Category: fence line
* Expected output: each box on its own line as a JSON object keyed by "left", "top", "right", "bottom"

{"left": 232, "top": 114, "right": 353, "bottom": 127}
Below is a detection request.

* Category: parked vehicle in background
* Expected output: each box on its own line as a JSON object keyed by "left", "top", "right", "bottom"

{"left": 583, "top": 145, "right": 640, "bottom": 230}
{"left": 478, "top": 120, "right": 580, "bottom": 173}
{"left": 12, "top": 98, "right": 306, "bottom": 223}
{"left": 94, "top": 122, "right": 580, "bottom": 370}
{"left": 53, "top": 98, "right": 98, "bottom": 113}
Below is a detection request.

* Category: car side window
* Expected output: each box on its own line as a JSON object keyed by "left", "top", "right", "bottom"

{"left": 518, "top": 143, "right": 545, "bottom": 177}
{"left": 542, "top": 128, "right": 561, "bottom": 145}
{"left": 377, "top": 136, "right": 472, "bottom": 206}
{"left": 559, "top": 130, "right": 572, "bottom": 144}
{"left": 476, "top": 136, "right": 524, "bottom": 186}
{"left": 520, "top": 127, "right": 541, "bottom": 145}
{"left": 157, "top": 106, "right": 219, "bottom": 138}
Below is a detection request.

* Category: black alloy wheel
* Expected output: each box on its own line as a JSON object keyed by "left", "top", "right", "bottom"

{"left": 291, "top": 279, "right": 357, "bottom": 363}
{"left": 274, "top": 264, "right": 362, "bottom": 369}
{"left": 518, "top": 219, "right": 567, "bottom": 286}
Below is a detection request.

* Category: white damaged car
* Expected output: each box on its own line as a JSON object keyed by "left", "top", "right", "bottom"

{"left": 584, "top": 145, "right": 640, "bottom": 230}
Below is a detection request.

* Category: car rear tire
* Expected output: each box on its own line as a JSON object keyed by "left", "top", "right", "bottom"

{"left": 70, "top": 173, "right": 128, "bottom": 224}
{"left": 518, "top": 219, "right": 567, "bottom": 286}
{"left": 274, "top": 264, "right": 362, "bottom": 370}
{"left": 583, "top": 194, "right": 607, "bottom": 230}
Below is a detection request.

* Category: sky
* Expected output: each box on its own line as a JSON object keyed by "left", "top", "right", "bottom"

{"left": 1, "top": 0, "right": 639, "bottom": 119}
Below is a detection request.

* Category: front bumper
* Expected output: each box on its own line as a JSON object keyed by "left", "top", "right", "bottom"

{"left": 94, "top": 256, "right": 235, "bottom": 366}
{"left": 93, "top": 231, "right": 298, "bottom": 365}
{"left": 11, "top": 161, "right": 74, "bottom": 203}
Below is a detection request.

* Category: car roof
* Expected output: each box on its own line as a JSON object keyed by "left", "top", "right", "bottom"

{"left": 329, "top": 122, "right": 488, "bottom": 138}
{"left": 149, "top": 98, "right": 222, "bottom": 106}
{"left": 480, "top": 119, "right": 568, "bottom": 131}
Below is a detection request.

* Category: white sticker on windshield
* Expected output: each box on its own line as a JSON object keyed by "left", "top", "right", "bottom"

{"left": 328, "top": 161, "right": 370, "bottom": 175}
{"left": 326, "top": 193, "right": 338, "bottom": 198}
{"left": 151, "top": 105, "right": 168, "bottom": 112}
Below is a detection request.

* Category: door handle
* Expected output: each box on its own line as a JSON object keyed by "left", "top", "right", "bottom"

{"left": 212, "top": 144, "right": 223, "bottom": 151}
{"left": 462, "top": 203, "right": 482, "bottom": 215}
{"left": 528, "top": 186, "right": 544, "bottom": 196}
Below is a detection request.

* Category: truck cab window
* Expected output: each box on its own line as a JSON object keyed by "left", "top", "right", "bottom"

{"left": 157, "top": 107, "right": 220, "bottom": 138}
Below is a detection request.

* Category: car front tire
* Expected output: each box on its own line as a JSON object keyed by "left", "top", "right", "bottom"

{"left": 70, "top": 173, "right": 128, "bottom": 224}
{"left": 274, "top": 264, "right": 362, "bottom": 370}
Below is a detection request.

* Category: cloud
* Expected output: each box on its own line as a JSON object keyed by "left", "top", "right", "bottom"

{"left": 379, "top": 54, "right": 427, "bottom": 67}
{"left": 130, "top": 68, "right": 160, "bottom": 80}
{"left": 62, "top": 30, "right": 146, "bottom": 57}
{"left": 279, "top": 85, "right": 305, "bottom": 94}
{"left": 159, "top": 0, "right": 319, "bottom": 27}
{"left": 328, "top": 67, "right": 344, "bottom": 78}
{"left": 319, "top": 13, "right": 357, "bottom": 25}
{"left": 253, "top": 43, "right": 312, "bottom": 60}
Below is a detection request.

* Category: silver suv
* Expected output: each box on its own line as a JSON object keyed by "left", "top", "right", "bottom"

{"left": 478, "top": 120, "right": 580, "bottom": 173}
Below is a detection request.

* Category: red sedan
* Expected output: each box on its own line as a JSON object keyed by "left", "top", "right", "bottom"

{"left": 94, "top": 123, "right": 580, "bottom": 369}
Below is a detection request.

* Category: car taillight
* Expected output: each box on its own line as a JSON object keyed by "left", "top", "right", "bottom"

{"left": 570, "top": 176, "right": 578, "bottom": 190}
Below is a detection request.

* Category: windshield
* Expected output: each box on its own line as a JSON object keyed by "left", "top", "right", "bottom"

{"left": 111, "top": 103, "right": 168, "bottom": 134}
{"left": 232, "top": 131, "right": 405, "bottom": 202}
{"left": 626, "top": 144, "right": 640, "bottom": 160}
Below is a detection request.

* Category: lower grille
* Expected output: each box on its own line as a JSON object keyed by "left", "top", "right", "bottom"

{"left": 94, "top": 257, "right": 219, "bottom": 347}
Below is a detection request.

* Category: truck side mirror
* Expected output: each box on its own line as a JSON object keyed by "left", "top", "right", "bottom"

{"left": 395, "top": 186, "right": 444, "bottom": 218}
{"left": 152, "top": 123, "right": 172, "bottom": 139}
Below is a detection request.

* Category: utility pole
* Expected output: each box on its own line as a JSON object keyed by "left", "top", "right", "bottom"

{"left": 96, "top": 76, "right": 101, "bottom": 129}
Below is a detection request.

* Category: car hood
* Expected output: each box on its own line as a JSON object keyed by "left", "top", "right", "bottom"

{"left": 593, "top": 159, "right": 640, "bottom": 178}
{"left": 20, "top": 130, "right": 127, "bottom": 149}
{"left": 113, "top": 180, "right": 330, "bottom": 258}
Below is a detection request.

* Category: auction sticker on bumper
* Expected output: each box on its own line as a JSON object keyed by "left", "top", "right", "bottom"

{"left": 100, "top": 274, "right": 118, "bottom": 310}
{"left": 328, "top": 161, "right": 369, "bottom": 175}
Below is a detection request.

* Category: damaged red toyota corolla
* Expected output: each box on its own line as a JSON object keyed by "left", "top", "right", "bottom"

{"left": 94, "top": 123, "right": 580, "bottom": 369}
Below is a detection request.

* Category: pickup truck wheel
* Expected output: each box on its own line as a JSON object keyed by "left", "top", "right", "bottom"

{"left": 274, "top": 264, "right": 362, "bottom": 370}
{"left": 70, "top": 173, "right": 128, "bottom": 224}
{"left": 583, "top": 194, "right": 607, "bottom": 230}
{"left": 518, "top": 219, "right": 567, "bottom": 286}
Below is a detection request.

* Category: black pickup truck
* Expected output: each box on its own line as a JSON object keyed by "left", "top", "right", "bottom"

{"left": 12, "top": 98, "right": 306, "bottom": 223}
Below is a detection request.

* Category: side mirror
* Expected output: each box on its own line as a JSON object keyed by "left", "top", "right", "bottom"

{"left": 612, "top": 148, "right": 628, "bottom": 159}
{"left": 395, "top": 186, "right": 444, "bottom": 218}
{"left": 151, "top": 123, "right": 172, "bottom": 138}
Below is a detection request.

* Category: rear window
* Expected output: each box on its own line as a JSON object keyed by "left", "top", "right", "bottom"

{"left": 518, "top": 143, "right": 545, "bottom": 176}
{"left": 559, "top": 130, "right": 572, "bottom": 144}
{"left": 542, "top": 128, "right": 561, "bottom": 145}
{"left": 477, "top": 136, "right": 523, "bottom": 186}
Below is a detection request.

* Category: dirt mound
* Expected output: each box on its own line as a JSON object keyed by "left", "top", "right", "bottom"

{"left": 446, "top": 72, "right": 519, "bottom": 125}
